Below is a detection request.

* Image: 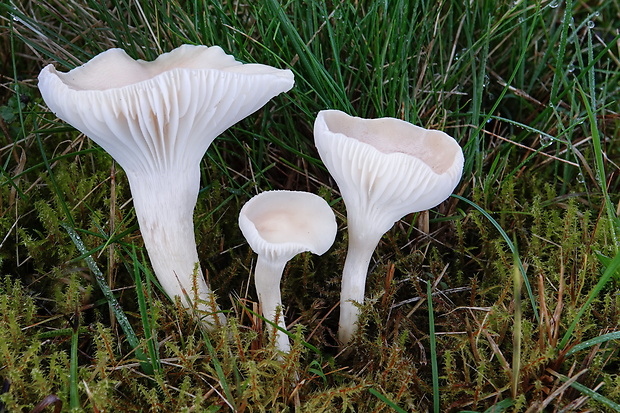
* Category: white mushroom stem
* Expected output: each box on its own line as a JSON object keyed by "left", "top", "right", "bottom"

{"left": 253, "top": 256, "right": 291, "bottom": 353}
{"left": 128, "top": 168, "right": 225, "bottom": 327}
{"left": 338, "top": 226, "right": 385, "bottom": 345}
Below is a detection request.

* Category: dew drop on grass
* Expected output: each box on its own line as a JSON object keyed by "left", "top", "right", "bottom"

{"left": 577, "top": 173, "right": 585, "bottom": 185}
{"left": 587, "top": 20, "right": 595, "bottom": 28}
{"left": 549, "top": 0, "right": 560, "bottom": 8}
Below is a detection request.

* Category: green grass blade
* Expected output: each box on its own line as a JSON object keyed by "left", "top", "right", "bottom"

{"left": 567, "top": 331, "right": 620, "bottom": 357}
{"left": 558, "top": 249, "right": 620, "bottom": 351}
{"left": 453, "top": 194, "right": 539, "bottom": 323}
{"left": 555, "top": 372, "right": 620, "bottom": 411}
{"left": 263, "top": 0, "right": 352, "bottom": 112}
{"left": 576, "top": 83, "right": 618, "bottom": 248}
{"left": 1, "top": 21, "right": 30, "bottom": 203}
{"left": 368, "top": 387, "right": 408, "bottom": 413}
{"left": 458, "top": 398, "right": 515, "bottom": 413}
{"left": 62, "top": 222, "right": 152, "bottom": 373}
{"left": 37, "top": 327, "right": 89, "bottom": 340}
{"left": 549, "top": 0, "right": 572, "bottom": 105}
{"left": 132, "top": 247, "right": 160, "bottom": 376}
{"left": 428, "top": 281, "right": 440, "bottom": 413}
{"left": 7, "top": 16, "right": 31, "bottom": 144}
{"left": 198, "top": 328, "right": 236, "bottom": 411}
{"left": 484, "top": 398, "right": 516, "bottom": 412}
{"left": 69, "top": 316, "right": 80, "bottom": 410}
{"left": 464, "top": 2, "right": 540, "bottom": 177}
{"left": 511, "top": 259, "right": 522, "bottom": 400}
{"left": 34, "top": 119, "right": 74, "bottom": 226}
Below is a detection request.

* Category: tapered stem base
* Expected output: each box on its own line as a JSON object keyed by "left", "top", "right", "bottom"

{"left": 254, "top": 256, "right": 290, "bottom": 354}
{"left": 128, "top": 168, "right": 225, "bottom": 329}
{"left": 338, "top": 229, "right": 384, "bottom": 345}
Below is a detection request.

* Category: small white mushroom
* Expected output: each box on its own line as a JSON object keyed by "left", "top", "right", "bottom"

{"left": 38, "top": 45, "right": 294, "bottom": 329}
{"left": 314, "top": 109, "right": 464, "bottom": 345}
{"left": 238, "top": 190, "right": 337, "bottom": 353}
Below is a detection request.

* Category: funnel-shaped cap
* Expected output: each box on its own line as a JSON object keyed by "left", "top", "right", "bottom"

{"left": 239, "top": 190, "right": 337, "bottom": 265}
{"left": 38, "top": 44, "right": 295, "bottom": 175}
{"left": 314, "top": 109, "right": 464, "bottom": 237}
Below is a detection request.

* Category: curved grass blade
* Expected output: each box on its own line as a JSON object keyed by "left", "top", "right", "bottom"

{"left": 567, "top": 331, "right": 620, "bottom": 357}
{"left": 198, "top": 327, "right": 236, "bottom": 411}
{"left": 551, "top": 371, "right": 620, "bottom": 411}
{"left": 368, "top": 387, "right": 408, "bottom": 413}
{"left": 62, "top": 222, "right": 153, "bottom": 374}
{"left": 452, "top": 194, "right": 539, "bottom": 323}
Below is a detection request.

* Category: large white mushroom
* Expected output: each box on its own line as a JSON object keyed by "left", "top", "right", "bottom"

{"left": 38, "top": 45, "right": 295, "bottom": 329}
{"left": 314, "top": 109, "right": 464, "bottom": 345}
{"left": 238, "top": 190, "right": 337, "bottom": 353}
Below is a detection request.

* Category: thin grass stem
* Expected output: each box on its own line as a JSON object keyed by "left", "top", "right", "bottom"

{"left": 428, "top": 281, "right": 440, "bottom": 413}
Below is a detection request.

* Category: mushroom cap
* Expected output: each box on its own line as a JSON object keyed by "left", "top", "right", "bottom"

{"left": 38, "top": 44, "right": 295, "bottom": 174}
{"left": 314, "top": 109, "right": 464, "bottom": 236}
{"left": 238, "top": 190, "right": 337, "bottom": 264}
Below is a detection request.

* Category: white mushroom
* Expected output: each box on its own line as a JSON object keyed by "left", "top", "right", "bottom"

{"left": 314, "top": 109, "right": 464, "bottom": 345}
{"left": 38, "top": 45, "right": 295, "bottom": 329}
{"left": 238, "top": 190, "right": 337, "bottom": 353}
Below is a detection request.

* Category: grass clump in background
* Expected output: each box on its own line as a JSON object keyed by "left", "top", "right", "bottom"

{"left": 1, "top": 0, "right": 619, "bottom": 411}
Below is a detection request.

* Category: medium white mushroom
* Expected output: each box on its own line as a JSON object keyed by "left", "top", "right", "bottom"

{"left": 313, "top": 109, "right": 464, "bottom": 345}
{"left": 238, "top": 190, "right": 337, "bottom": 353}
{"left": 38, "top": 45, "right": 295, "bottom": 329}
